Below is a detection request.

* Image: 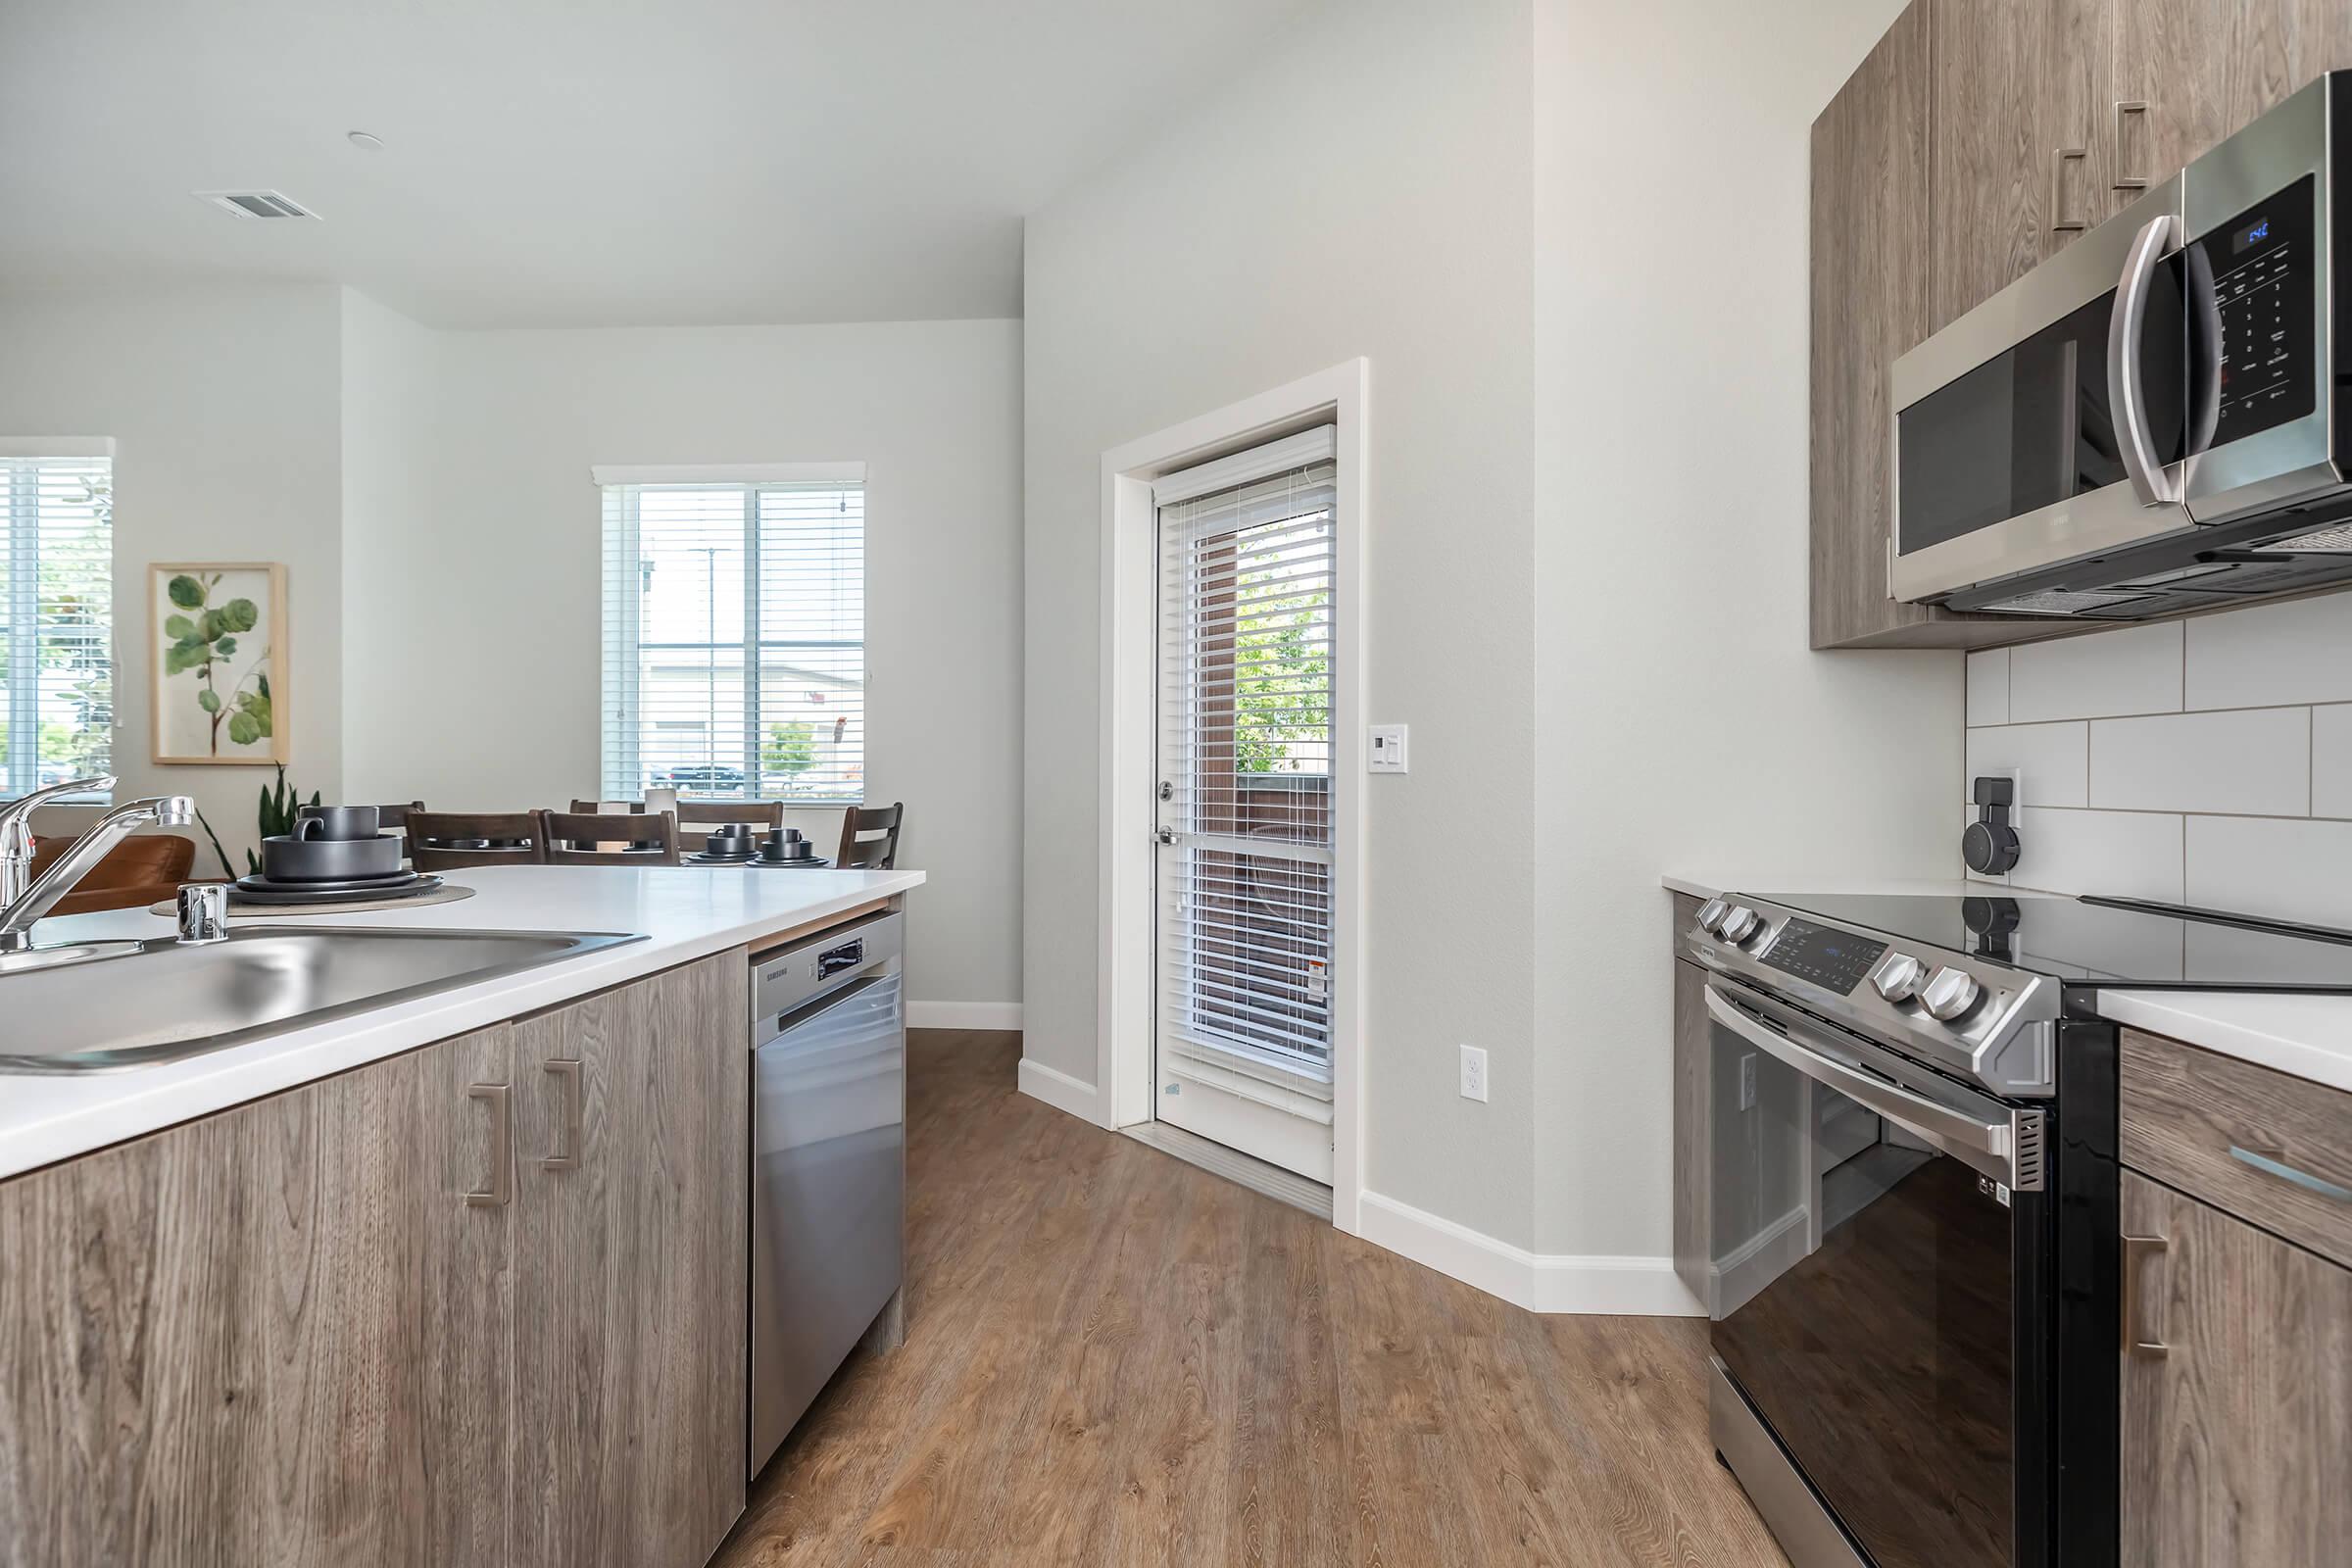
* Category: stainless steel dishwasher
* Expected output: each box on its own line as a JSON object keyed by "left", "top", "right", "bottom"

{"left": 748, "top": 908, "right": 905, "bottom": 1479}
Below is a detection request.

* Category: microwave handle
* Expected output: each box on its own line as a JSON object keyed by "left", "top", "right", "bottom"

{"left": 1703, "top": 985, "right": 2035, "bottom": 1190}
{"left": 2108, "top": 213, "right": 2184, "bottom": 507}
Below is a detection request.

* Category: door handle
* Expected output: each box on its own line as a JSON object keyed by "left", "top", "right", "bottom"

{"left": 2109, "top": 213, "right": 2184, "bottom": 507}
{"left": 1154, "top": 827, "right": 1178, "bottom": 846}
{"left": 541, "top": 1058, "right": 583, "bottom": 1171}
{"left": 466, "top": 1083, "right": 513, "bottom": 1207}
{"left": 2111, "top": 100, "right": 2150, "bottom": 190}
{"left": 2122, "top": 1234, "right": 2169, "bottom": 1357}
{"left": 2050, "top": 146, "right": 2090, "bottom": 232}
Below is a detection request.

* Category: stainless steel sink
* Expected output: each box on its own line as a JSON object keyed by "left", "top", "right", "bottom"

{"left": 0, "top": 925, "right": 644, "bottom": 1073}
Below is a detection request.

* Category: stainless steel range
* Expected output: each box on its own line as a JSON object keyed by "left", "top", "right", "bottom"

{"left": 1684, "top": 890, "right": 2352, "bottom": 1568}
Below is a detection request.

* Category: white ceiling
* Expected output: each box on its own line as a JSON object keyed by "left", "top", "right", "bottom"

{"left": 0, "top": 0, "right": 1308, "bottom": 327}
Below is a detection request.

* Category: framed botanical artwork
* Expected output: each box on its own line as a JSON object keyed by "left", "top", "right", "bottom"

{"left": 150, "top": 563, "right": 289, "bottom": 765}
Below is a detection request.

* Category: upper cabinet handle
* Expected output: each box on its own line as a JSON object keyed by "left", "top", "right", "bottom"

{"left": 2230, "top": 1145, "right": 2352, "bottom": 1203}
{"left": 542, "top": 1058, "right": 584, "bottom": 1171}
{"left": 2050, "top": 146, "right": 2090, "bottom": 232}
{"left": 2113, "top": 101, "right": 2151, "bottom": 191}
{"left": 466, "top": 1082, "right": 514, "bottom": 1208}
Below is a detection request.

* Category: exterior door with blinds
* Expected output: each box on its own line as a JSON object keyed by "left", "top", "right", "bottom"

{"left": 1153, "top": 429, "right": 1337, "bottom": 1184}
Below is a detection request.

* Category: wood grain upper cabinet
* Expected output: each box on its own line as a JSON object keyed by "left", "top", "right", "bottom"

{"left": 1928, "top": 0, "right": 2117, "bottom": 330}
{"left": 511, "top": 951, "right": 748, "bottom": 1568}
{"left": 0, "top": 1023, "right": 519, "bottom": 1568}
{"left": 2111, "top": 0, "right": 2352, "bottom": 199}
{"left": 1810, "top": 2, "right": 1942, "bottom": 649}
{"left": 2119, "top": 1171, "right": 2352, "bottom": 1566}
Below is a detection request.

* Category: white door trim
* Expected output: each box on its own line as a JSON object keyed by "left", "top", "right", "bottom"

{"left": 1096, "top": 358, "right": 1368, "bottom": 1237}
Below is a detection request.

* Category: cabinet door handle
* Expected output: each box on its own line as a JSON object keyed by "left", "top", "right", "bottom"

{"left": 2112, "top": 100, "right": 2150, "bottom": 190}
{"left": 2050, "top": 146, "right": 2090, "bottom": 232}
{"left": 2230, "top": 1145, "right": 2352, "bottom": 1203}
{"left": 2122, "top": 1233, "right": 2169, "bottom": 1357}
{"left": 541, "top": 1058, "right": 584, "bottom": 1171}
{"left": 466, "top": 1083, "right": 513, "bottom": 1208}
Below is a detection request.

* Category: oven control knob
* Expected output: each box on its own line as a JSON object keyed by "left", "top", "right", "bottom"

{"left": 1694, "top": 898, "right": 1730, "bottom": 934}
{"left": 1921, "top": 966, "right": 1984, "bottom": 1022}
{"left": 1717, "top": 906, "right": 1763, "bottom": 945}
{"left": 1872, "top": 954, "right": 1929, "bottom": 1004}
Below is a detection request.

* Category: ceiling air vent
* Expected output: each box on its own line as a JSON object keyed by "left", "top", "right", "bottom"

{"left": 195, "top": 189, "right": 318, "bottom": 220}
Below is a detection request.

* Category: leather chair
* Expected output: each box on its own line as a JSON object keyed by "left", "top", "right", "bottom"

{"left": 28, "top": 832, "right": 200, "bottom": 915}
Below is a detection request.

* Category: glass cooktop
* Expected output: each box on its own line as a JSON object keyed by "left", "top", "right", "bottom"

{"left": 1743, "top": 891, "right": 2352, "bottom": 992}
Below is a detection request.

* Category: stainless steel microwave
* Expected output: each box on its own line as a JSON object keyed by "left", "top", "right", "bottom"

{"left": 1890, "top": 72, "right": 2352, "bottom": 618}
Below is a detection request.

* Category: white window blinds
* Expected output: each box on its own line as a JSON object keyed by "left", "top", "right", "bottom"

{"left": 0, "top": 447, "right": 113, "bottom": 801}
{"left": 1155, "top": 436, "right": 1337, "bottom": 1076}
{"left": 599, "top": 474, "right": 864, "bottom": 804}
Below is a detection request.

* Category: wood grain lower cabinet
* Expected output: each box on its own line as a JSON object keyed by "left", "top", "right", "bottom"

{"left": 511, "top": 951, "right": 748, "bottom": 1568}
{"left": 0, "top": 1023, "right": 517, "bottom": 1568}
{"left": 2119, "top": 1171, "right": 2352, "bottom": 1567}
{"left": 0, "top": 951, "right": 750, "bottom": 1568}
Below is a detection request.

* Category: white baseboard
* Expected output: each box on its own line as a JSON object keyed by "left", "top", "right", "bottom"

{"left": 1711, "top": 1204, "right": 1808, "bottom": 1320}
{"left": 1016, "top": 1055, "right": 1103, "bottom": 1125}
{"left": 1356, "top": 1191, "right": 1704, "bottom": 1318}
{"left": 906, "top": 1001, "right": 1024, "bottom": 1031}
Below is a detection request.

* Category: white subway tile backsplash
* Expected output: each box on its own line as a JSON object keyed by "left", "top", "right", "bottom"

{"left": 2184, "top": 590, "right": 2352, "bottom": 711}
{"left": 2314, "top": 705, "right": 2352, "bottom": 820}
{"left": 2087, "top": 708, "right": 2311, "bottom": 816}
{"left": 2010, "top": 807, "right": 2184, "bottom": 902}
{"left": 1966, "top": 649, "right": 2010, "bottom": 727}
{"left": 1965, "top": 722, "right": 2087, "bottom": 808}
{"left": 2008, "top": 621, "right": 2181, "bottom": 722}
{"left": 2186, "top": 815, "right": 2352, "bottom": 927}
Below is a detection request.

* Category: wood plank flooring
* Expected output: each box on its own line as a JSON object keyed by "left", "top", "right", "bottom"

{"left": 712, "top": 1031, "right": 1787, "bottom": 1568}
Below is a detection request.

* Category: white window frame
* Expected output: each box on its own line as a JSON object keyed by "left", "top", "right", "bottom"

{"left": 593, "top": 461, "right": 866, "bottom": 805}
{"left": 0, "top": 437, "right": 116, "bottom": 803}
{"left": 1076, "top": 361, "right": 1368, "bottom": 1237}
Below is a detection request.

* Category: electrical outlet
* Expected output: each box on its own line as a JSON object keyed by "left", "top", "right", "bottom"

{"left": 1739, "top": 1053, "right": 1758, "bottom": 1112}
{"left": 1458, "top": 1044, "right": 1488, "bottom": 1102}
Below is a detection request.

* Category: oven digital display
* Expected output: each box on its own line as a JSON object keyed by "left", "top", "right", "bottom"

{"left": 1758, "top": 918, "right": 1888, "bottom": 996}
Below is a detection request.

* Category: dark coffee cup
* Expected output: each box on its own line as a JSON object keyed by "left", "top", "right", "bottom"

{"left": 760, "top": 828, "right": 813, "bottom": 862}
{"left": 296, "top": 805, "right": 380, "bottom": 842}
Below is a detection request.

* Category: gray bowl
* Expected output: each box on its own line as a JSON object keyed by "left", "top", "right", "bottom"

{"left": 261, "top": 832, "right": 403, "bottom": 882}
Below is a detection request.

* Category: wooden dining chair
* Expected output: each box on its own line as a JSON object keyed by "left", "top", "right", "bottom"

{"left": 672, "top": 798, "right": 784, "bottom": 848}
{"left": 835, "top": 802, "right": 904, "bottom": 870}
{"left": 538, "top": 809, "right": 682, "bottom": 865}
{"left": 405, "top": 811, "right": 549, "bottom": 872}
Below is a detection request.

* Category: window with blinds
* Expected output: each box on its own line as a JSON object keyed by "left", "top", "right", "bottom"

{"left": 1156, "top": 433, "right": 1336, "bottom": 1078}
{"left": 0, "top": 446, "right": 114, "bottom": 801}
{"left": 599, "top": 474, "right": 863, "bottom": 804}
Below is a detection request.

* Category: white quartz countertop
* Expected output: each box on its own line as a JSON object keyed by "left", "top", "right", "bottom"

{"left": 2095, "top": 990, "right": 2352, "bottom": 1096}
{"left": 0, "top": 863, "right": 924, "bottom": 1182}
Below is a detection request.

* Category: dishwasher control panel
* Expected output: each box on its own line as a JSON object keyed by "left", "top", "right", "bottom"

{"left": 753, "top": 909, "right": 903, "bottom": 1023}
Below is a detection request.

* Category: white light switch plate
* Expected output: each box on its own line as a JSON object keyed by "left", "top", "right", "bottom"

{"left": 1368, "top": 723, "right": 1408, "bottom": 773}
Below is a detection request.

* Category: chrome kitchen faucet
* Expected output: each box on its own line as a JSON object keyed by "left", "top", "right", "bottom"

{"left": 0, "top": 776, "right": 197, "bottom": 952}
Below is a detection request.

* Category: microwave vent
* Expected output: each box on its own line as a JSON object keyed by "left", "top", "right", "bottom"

{"left": 1976, "top": 587, "right": 2161, "bottom": 615}
{"left": 2268, "top": 519, "right": 2352, "bottom": 554}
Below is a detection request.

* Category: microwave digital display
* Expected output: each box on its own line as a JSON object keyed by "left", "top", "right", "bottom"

{"left": 2196, "top": 174, "right": 2316, "bottom": 448}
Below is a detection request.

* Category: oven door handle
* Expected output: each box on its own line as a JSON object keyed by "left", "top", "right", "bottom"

{"left": 2109, "top": 212, "right": 2184, "bottom": 507}
{"left": 1704, "top": 987, "right": 2036, "bottom": 1190}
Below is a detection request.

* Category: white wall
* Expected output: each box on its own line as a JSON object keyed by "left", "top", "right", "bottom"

{"left": 1024, "top": 0, "right": 1540, "bottom": 1245}
{"left": 1529, "top": 0, "right": 1961, "bottom": 1259}
{"left": 339, "top": 289, "right": 442, "bottom": 804}
{"left": 1966, "top": 592, "right": 2352, "bottom": 927}
{"left": 345, "top": 317, "right": 1025, "bottom": 1009}
{"left": 0, "top": 282, "right": 345, "bottom": 870}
